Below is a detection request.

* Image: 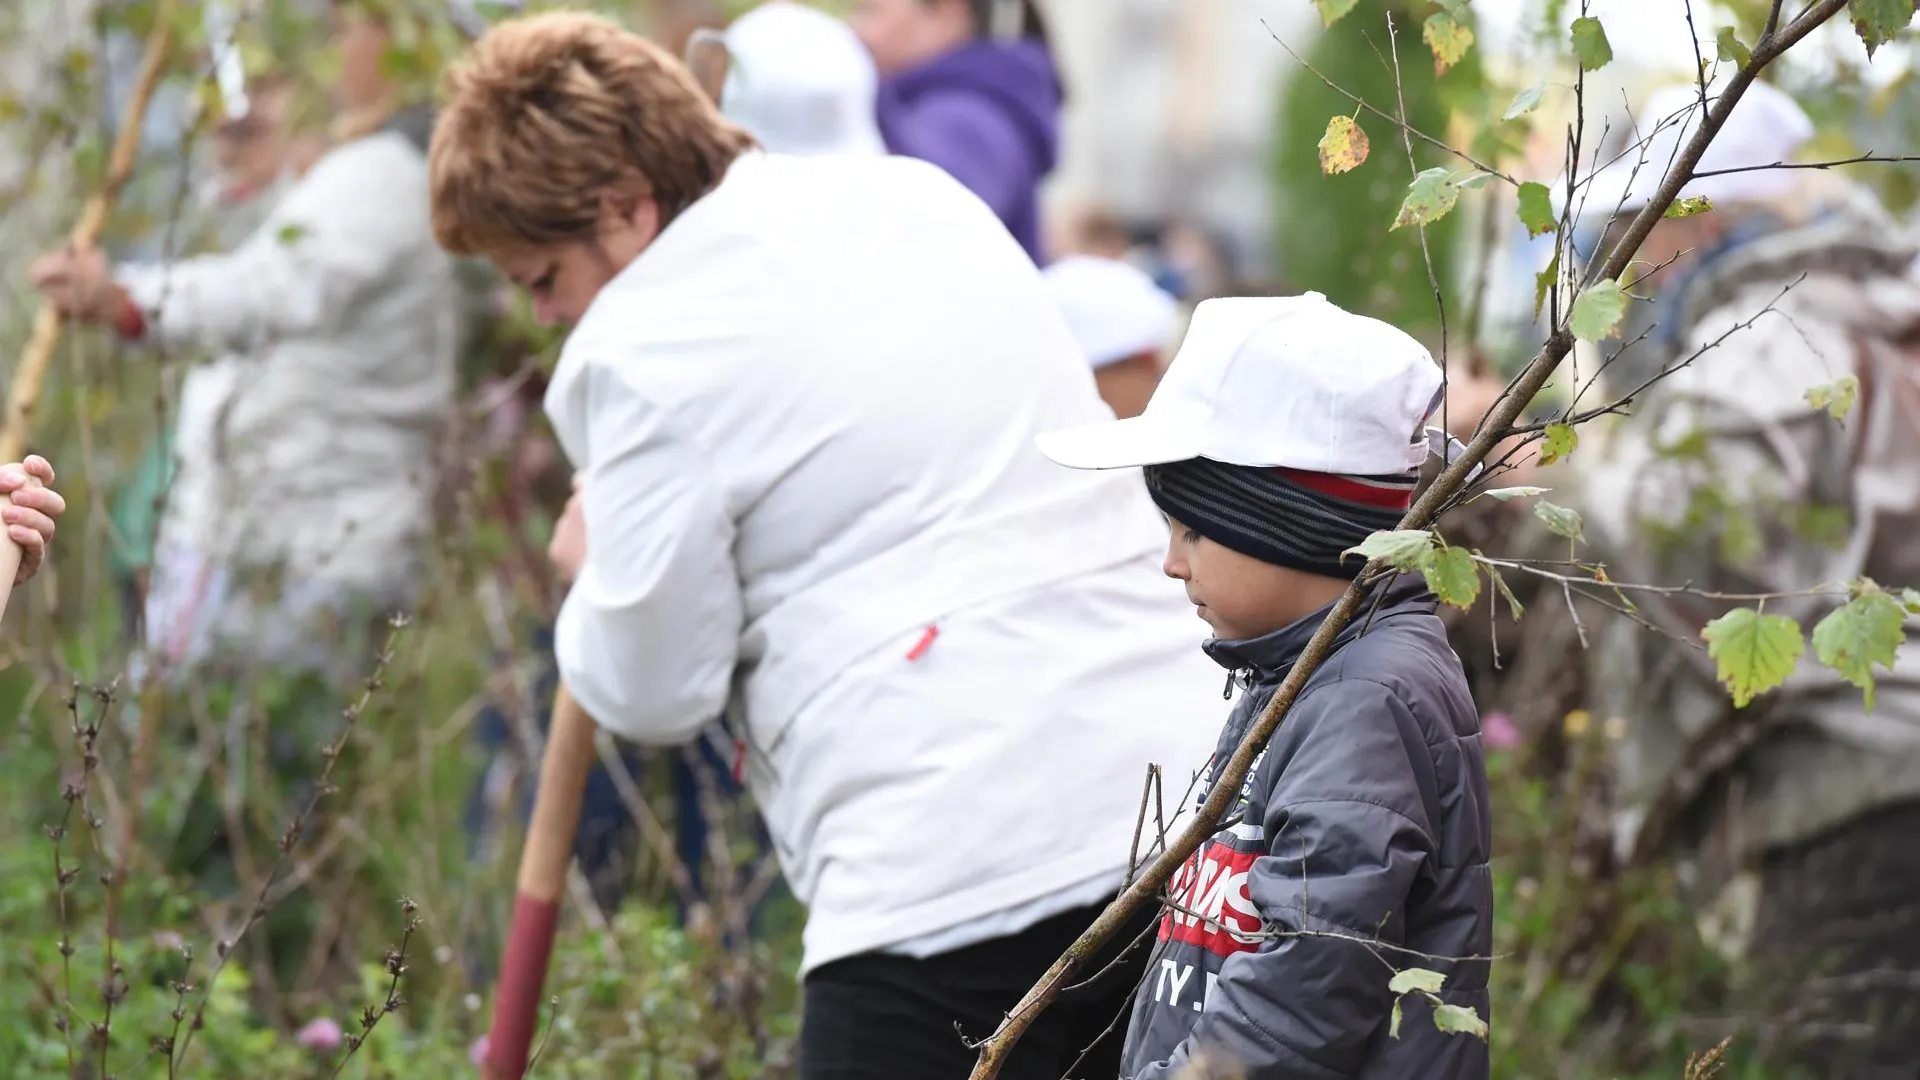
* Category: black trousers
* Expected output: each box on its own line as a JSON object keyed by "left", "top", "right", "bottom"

{"left": 800, "top": 898, "right": 1155, "bottom": 1080}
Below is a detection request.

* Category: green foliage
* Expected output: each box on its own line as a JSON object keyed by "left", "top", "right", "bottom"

{"left": 1570, "top": 16, "right": 1614, "bottom": 71}
{"left": 1432, "top": 1002, "right": 1489, "bottom": 1037}
{"left": 1504, "top": 81, "right": 1547, "bottom": 120}
{"left": 1314, "top": 0, "right": 1361, "bottom": 27}
{"left": 1811, "top": 581, "right": 1907, "bottom": 710}
{"left": 1535, "top": 247, "right": 1562, "bottom": 319}
{"left": 1849, "top": 0, "right": 1915, "bottom": 58}
{"left": 1389, "top": 967, "right": 1448, "bottom": 994}
{"left": 1345, "top": 528, "right": 1437, "bottom": 570}
{"left": 1804, "top": 374, "right": 1860, "bottom": 421}
{"left": 1271, "top": 0, "right": 1482, "bottom": 339}
{"left": 1422, "top": 544, "right": 1483, "bottom": 609}
{"left": 1393, "top": 167, "right": 1466, "bottom": 230}
{"left": 1715, "top": 26, "right": 1753, "bottom": 68}
{"left": 1664, "top": 195, "right": 1715, "bottom": 219}
{"left": 1538, "top": 422, "right": 1579, "bottom": 466}
{"left": 1517, "top": 181, "right": 1557, "bottom": 237}
{"left": 1423, "top": 11, "right": 1475, "bottom": 75}
{"left": 1534, "top": 500, "right": 1584, "bottom": 541}
{"left": 1570, "top": 279, "right": 1629, "bottom": 340}
{"left": 1701, "top": 607, "right": 1805, "bottom": 707}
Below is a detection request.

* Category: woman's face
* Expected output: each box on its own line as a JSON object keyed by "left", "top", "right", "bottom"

{"left": 850, "top": 0, "right": 971, "bottom": 76}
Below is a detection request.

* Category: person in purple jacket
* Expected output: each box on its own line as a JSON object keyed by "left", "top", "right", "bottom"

{"left": 851, "top": 0, "right": 1060, "bottom": 264}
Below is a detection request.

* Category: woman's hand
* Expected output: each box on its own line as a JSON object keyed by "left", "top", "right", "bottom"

{"left": 29, "top": 247, "right": 133, "bottom": 325}
{"left": 549, "top": 477, "right": 587, "bottom": 585}
{"left": 0, "top": 456, "right": 65, "bottom": 585}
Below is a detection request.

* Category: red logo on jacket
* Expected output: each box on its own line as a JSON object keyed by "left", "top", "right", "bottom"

{"left": 1159, "top": 840, "right": 1262, "bottom": 956}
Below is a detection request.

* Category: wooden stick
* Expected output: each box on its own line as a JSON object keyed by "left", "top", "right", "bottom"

{"left": 0, "top": 0, "right": 181, "bottom": 625}
{"left": 482, "top": 685, "right": 598, "bottom": 1080}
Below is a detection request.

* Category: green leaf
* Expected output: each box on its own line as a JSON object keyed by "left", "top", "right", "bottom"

{"left": 1535, "top": 247, "right": 1561, "bottom": 320}
{"left": 1538, "top": 422, "right": 1578, "bottom": 466}
{"left": 1423, "top": 11, "right": 1475, "bottom": 75}
{"left": 1344, "top": 529, "right": 1437, "bottom": 571}
{"left": 1456, "top": 170, "right": 1496, "bottom": 190}
{"left": 1318, "top": 114, "right": 1371, "bottom": 175}
{"left": 1421, "top": 545, "right": 1482, "bottom": 610}
{"left": 1849, "top": 0, "right": 1915, "bottom": 58}
{"left": 1482, "top": 485, "right": 1549, "bottom": 501}
{"left": 1534, "top": 500, "right": 1584, "bottom": 540}
{"left": 1702, "top": 608, "right": 1806, "bottom": 708}
{"left": 276, "top": 223, "right": 308, "bottom": 246}
{"left": 1504, "top": 81, "right": 1547, "bottom": 120}
{"left": 1432, "top": 1003, "right": 1490, "bottom": 1038}
{"left": 1903, "top": 587, "right": 1920, "bottom": 616}
{"left": 1715, "top": 26, "right": 1753, "bottom": 67}
{"left": 1571, "top": 278, "right": 1629, "bottom": 341}
{"left": 1664, "top": 195, "right": 1714, "bottom": 219}
{"left": 1389, "top": 996, "right": 1404, "bottom": 1039}
{"left": 1392, "top": 167, "right": 1462, "bottom": 231}
{"left": 1493, "top": 569, "right": 1526, "bottom": 619}
{"left": 1389, "top": 968, "right": 1448, "bottom": 995}
{"left": 1314, "top": 0, "right": 1360, "bottom": 27}
{"left": 1804, "top": 374, "right": 1860, "bottom": 422}
{"left": 1812, "top": 584, "right": 1907, "bottom": 711}
{"left": 1516, "top": 181, "right": 1557, "bottom": 238}
{"left": 1431, "top": 0, "right": 1470, "bottom": 16}
{"left": 1570, "top": 16, "right": 1614, "bottom": 71}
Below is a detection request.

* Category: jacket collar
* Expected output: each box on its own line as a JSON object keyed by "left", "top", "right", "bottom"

{"left": 1202, "top": 574, "right": 1435, "bottom": 678}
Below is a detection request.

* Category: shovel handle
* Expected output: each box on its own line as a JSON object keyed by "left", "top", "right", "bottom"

{"left": 483, "top": 684, "right": 598, "bottom": 1079}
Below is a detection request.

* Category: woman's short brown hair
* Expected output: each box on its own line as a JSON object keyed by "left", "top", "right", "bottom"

{"left": 428, "top": 11, "right": 755, "bottom": 256}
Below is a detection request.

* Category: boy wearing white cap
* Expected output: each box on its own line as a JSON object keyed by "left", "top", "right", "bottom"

{"left": 1041, "top": 254, "right": 1180, "bottom": 419}
{"left": 1040, "top": 292, "right": 1492, "bottom": 1080}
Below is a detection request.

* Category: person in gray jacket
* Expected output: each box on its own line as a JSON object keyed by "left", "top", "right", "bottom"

{"left": 1039, "top": 292, "right": 1492, "bottom": 1080}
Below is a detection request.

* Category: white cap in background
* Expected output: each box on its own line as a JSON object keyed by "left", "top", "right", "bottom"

{"left": 721, "top": 1, "right": 887, "bottom": 157}
{"left": 1037, "top": 292, "right": 1442, "bottom": 474}
{"left": 1042, "top": 255, "right": 1182, "bottom": 371}
{"left": 1565, "top": 79, "right": 1814, "bottom": 222}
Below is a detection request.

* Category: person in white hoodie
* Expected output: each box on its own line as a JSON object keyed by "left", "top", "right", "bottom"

{"left": 30, "top": 2, "right": 462, "bottom": 682}
{"left": 717, "top": 0, "right": 888, "bottom": 158}
{"left": 430, "top": 13, "right": 1217, "bottom": 1078}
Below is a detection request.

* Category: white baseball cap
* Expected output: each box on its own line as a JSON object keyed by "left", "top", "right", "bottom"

{"left": 1038, "top": 292, "right": 1443, "bottom": 474}
{"left": 1042, "top": 255, "right": 1181, "bottom": 370}
{"left": 720, "top": 1, "right": 887, "bottom": 158}
{"left": 1563, "top": 79, "right": 1813, "bottom": 222}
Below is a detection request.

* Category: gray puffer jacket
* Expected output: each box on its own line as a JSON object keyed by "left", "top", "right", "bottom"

{"left": 1123, "top": 576, "right": 1492, "bottom": 1080}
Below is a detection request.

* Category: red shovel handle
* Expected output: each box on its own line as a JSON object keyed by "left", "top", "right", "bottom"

{"left": 483, "top": 684, "right": 598, "bottom": 1079}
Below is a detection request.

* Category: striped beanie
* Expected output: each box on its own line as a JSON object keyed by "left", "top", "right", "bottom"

{"left": 1145, "top": 457, "right": 1418, "bottom": 579}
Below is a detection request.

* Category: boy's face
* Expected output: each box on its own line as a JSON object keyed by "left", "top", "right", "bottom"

{"left": 1163, "top": 516, "right": 1320, "bottom": 641}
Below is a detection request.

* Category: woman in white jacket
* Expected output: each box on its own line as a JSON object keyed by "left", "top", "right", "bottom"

{"left": 31, "top": 4, "right": 461, "bottom": 680}
{"left": 433, "top": 14, "right": 1219, "bottom": 1079}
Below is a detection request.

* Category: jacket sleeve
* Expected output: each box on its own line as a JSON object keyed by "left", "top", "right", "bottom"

{"left": 877, "top": 88, "right": 1037, "bottom": 225}
{"left": 551, "top": 359, "right": 743, "bottom": 746}
{"left": 1135, "top": 679, "right": 1437, "bottom": 1080}
{"left": 114, "top": 139, "right": 423, "bottom": 354}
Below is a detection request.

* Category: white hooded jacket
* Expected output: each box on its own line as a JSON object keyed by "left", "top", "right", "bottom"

{"left": 118, "top": 128, "right": 460, "bottom": 627}
{"left": 547, "top": 150, "right": 1219, "bottom": 973}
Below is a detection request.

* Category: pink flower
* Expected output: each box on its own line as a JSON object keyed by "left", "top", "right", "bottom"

{"left": 1482, "top": 712, "right": 1521, "bottom": 752}
{"left": 470, "top": 1035, "right": 490, "bottom": 1067}
{"left": 296, "top": 1017, "right": 344, "bottom": 1052}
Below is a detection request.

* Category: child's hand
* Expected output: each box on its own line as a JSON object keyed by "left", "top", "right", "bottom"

{"left": 28, "top": 247, "right": 133, "bottom": 325}
{"left": 0, "top": 456, "right": 65, "bottom": 585}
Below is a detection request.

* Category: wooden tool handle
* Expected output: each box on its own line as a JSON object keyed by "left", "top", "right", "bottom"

{"left": 483, "top": 684, "right": 599, "bottom": 1080}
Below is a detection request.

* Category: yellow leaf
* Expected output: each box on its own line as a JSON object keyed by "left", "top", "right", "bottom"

{"left": 1423, "top": 12, "right": 1475, "bottom": 75}
{"left": 1318, "top": 114, "right": 1371, "bottom": 175}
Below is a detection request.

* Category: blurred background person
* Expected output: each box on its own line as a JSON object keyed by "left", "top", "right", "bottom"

{"left": 1572, "top": 80, "right": 1920, "bottom": 1077}
{"left": 852, "top": 0, "right": 1061, "bottom": 264}
{"left": 30, "top": 0, "right": 463, "bottom": 684}
{"left": 1040, "top": 252, "right": 1179, "bottom": 419}
{"left": 719, "top": 0, "right": 886, "bottom": 158}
